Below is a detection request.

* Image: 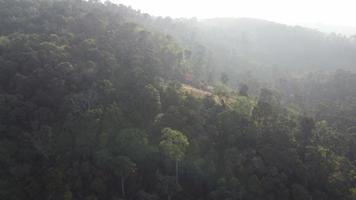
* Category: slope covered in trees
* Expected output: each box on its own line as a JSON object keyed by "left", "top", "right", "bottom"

{"left": 0, "top": 0, "right": 355, "bottom": 200}
{"left": 140, "top": 17, "right": 356, "bottom": 84}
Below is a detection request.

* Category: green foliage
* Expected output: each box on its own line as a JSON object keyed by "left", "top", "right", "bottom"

{"left": 238, "top": 83, "right": 249, "bottom": 96}
{"left": 0, "top": 1, "right": 355, "bottom": 200}
{"left": 231, "top": 96, "right": 255, "bottom": 116}
{"left": 113, "top": 156, "right": 136, "bottom": 178}
{"left": 213, "top": 83, "right": 231, "bottom": 97}
{"left": 0, "top": 36, "right": 9, "bottom": 47}
{"left": 350, "top": 187, "right": 356, "bottom": 199}
{"left": 157, "top": 174, "right": 182, "bottom": 200}
{"left": 159, "top": 128, "right": 189, "bottom": 161}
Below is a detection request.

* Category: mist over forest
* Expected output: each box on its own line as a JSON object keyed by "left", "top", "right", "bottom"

{"left": 0, "top": 0, "right": 355, "bottom": 200}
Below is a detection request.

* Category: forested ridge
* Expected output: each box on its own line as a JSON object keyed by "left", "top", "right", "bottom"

{"left": 0, "top": 0, "right": 355, "bottom": 200}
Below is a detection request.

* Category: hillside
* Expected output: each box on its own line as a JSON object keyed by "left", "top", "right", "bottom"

{"left": 141, "top": 17, "right": 356, "bottom": 83}
{"left": 0, "top": 1, "right": 355, "bottom": 200}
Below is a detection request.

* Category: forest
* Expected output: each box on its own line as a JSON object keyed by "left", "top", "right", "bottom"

{"left": 0, "top": 0, "right": 355, "bottom": 200}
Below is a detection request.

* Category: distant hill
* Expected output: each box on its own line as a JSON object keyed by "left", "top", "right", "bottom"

{"left": 136, "top": 16, "right": 356, "bottom": 85}
{"left": 303, "top": 23, "right": 356, "bottom": 36}
{"left": 0, "top": 1, "right": 355, "bottom": 200}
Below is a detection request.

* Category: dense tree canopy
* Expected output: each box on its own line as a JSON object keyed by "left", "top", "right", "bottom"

{"left": 0, "top": 0, "right": 355, "bottom": 200}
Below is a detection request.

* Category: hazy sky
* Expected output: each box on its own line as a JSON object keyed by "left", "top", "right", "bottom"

{"left": 112, "top": 0, "right": 356, "bottom": 27}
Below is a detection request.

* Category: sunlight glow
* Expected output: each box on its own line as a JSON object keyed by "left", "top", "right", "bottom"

{"left": 112, "top": 0, "right": 356, "bottom": 26}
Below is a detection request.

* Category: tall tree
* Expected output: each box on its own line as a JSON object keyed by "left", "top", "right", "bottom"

{"left": 159, "top": 127, "right": 189, "bottom": 185}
